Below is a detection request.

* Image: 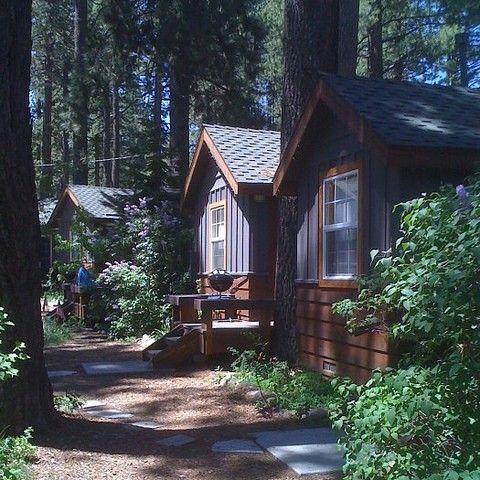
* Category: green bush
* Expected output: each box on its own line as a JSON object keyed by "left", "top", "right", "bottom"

{"left": 97, "top": 261, "right": 170, "bottom": 339}
{"left": 0, "top": 309, "right": 35, "bottom": 479}
{"left": 330, "top": 367, "right": 480, "bottom": 479}
{"left": 54, "top": 392, "right": 84, "bottom": 413}
{"left": 230, "top": 348, "right": 334, "bottom": 417}
{"left": 331, "top": 177, "right": 480, "bottom": 479}
{"left": 43, "top": 315, "right": 83, "bottom": 346}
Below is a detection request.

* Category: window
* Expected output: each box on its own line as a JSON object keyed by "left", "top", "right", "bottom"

{"left": 322, "top": 168, "right": 359, "bottom": 280}
{"left": 209, "top": 201, "right": 226, "bottom": 270}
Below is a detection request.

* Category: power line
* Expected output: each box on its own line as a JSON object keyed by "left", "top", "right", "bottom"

{"left": 35, "top": 152, "right": 161, "bottom": 168}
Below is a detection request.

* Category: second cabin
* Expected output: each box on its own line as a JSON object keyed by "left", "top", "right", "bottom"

{"left": 182, "top": 124, "right": 280, "bottom": 304}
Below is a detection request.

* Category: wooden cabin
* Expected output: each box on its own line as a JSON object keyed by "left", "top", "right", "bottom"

{"left": 48, "top": 184, "right": 134, "bottom": 265}
{"left": 38, "top": 197, "right": 57, "bottom": 276}
{"left": 273, "top": 73, "right": 480, "bottom": 382}
{"left": 182, "top": 124, "right": 280, "bottom": 305}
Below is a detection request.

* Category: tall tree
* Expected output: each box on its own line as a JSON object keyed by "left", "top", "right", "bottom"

{"left": 273, "top": 0, "right": 359, "bottom": 363}
{"left": 0, "top": 0, "right": 56, "bottom": 433}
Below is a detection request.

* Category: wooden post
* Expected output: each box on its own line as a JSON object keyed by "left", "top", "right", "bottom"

{"left": 201, "top": 309, "right": 213, "bottom": 355}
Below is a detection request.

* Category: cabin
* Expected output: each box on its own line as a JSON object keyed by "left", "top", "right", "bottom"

{"left": 38, "top": 197, "right": 57, "bottom": 276}
{"left": 182, "top": 124, "right": 280, "bottom": 304}
{"left": 48, "top": 184, "right": 134, "bottom": 265}
{"left": 273, "top": 73, "right": 480, "bottom": 382}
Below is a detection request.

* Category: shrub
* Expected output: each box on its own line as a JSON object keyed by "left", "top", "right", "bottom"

{"left": 230, "top": 348, "right": 334, "bottom": 417}
{"left": 331, "top": 176, "right": 480, "bottom": 479}
{"left": 97, "top": 261, "right": 170, "bottom": 339}
{"left": 330, "top": 367, "right": 480, "bottom": 479}
{"left": 0, "top": 309, "right": 34, "bottom": 480}
{"left": 54, "top": 393, "right": 84, "bottom": 413}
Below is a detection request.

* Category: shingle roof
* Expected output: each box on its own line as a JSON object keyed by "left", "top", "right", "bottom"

{"left": 320, "top": 73, "right": 480, "bottom": 149}
{"left": 204, "top": 124, "right": 280, "bottom": 183}
{"left": 69, "top": 185, "right": 134, "bottom": 220}
{"left": 38, "top": 197, "right": 57, "bottom": 226}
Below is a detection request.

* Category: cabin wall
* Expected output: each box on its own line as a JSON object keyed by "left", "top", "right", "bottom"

{"left": 295, "top": 116, "right": 391, "bottom": 382}
{"left": 192, "top": 158, "right": 276, "bottom": 305}
{"left": 53, "top": 197, "right": 76, "bottom": 263}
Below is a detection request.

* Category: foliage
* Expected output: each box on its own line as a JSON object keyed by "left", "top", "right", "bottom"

{"left": 43, "top": 315, "right": 83, "bottom": 346}
{"left": 330, "top": 367, "right": 480, "bottom": 479}
{"left": 0, "top": 310, "right": 34, "bottom": 480}
{"left": 0, "top": 429, "right": 35, "bottom": 480}
{"left": 54, "top": 392, "right": 84, "bottom": 413}
{"left": 97, "top": 260, "right": 170, "bottom": 339}
{"left": 230, "top": 347, "right": 334, "bottom": 417}
{"left": 331, "top": 176, "right": 480, "bottom": 479}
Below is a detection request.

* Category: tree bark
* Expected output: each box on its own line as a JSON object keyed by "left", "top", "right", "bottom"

{"left": 93, "top": 135, "right": 101, "bottom": 186}
{"left": 338, "top": 0, "right": 359, "bottom": 76}
{"left": 273, "top": 0, "right": 358, "bottom": 363}
{"left": 0, "top": 0, "right": 57, "bottom": 434}
{"left": 62, "top": 58, "right": 71, "bottom": 185}
{"left": 111, "top": 78, "right": 120, "bottom": 187}
{"left": 102, "top": 87, "right": 112, "bottom": 187}
{"left": 72, "top": 0, "right": 88, "bottom": 184}
{"left": 39, "top": 42, "right": 53, "bottom": 198}
{"left": 455, "top": 32, "right": 469, "bottom": 87}
{"left": 169, "top": 61, "right": 190, "bottom": 184}
{"left": 368, "top": 2, "right": 383, "bottom": 79}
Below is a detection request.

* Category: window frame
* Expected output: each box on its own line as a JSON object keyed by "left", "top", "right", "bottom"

{"left": 208, "top": 200, "right": 227, "bottom": 272}
{"left": 318, "top": 160, "right": 362, "bottom": 288}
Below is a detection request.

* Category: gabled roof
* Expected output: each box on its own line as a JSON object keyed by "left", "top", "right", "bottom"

{"left": 48, "top": 185, "right": 134, "bottom": 226}
{"left": 275, "top": 73, "right": 480, "bottom": 194}
{"left": 38, "top": 197, "right": 57, "bottom": 226}
{"left": 182, "top": 124, "right": 280, "bottom": 212}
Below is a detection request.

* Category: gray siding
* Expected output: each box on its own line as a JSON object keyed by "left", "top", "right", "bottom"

{"left": 296, "top": 117, "right": 364, "bottom": 281}
{"left": 193, "top": 159, "right": 274, "bottom": 276}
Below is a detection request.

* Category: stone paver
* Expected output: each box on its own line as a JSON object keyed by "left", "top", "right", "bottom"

{"left": 84, "top": 408, "right": 134, "bottom": 420}
{"left": 252, "top": 428, "right": 344, "bottom": 476}
{"left": 48, "top": 370, "right": 77, "bottom": 378}
{"left": 82, "top": 400, "right": 107, "bottom": 410}
{"left": 125, "top": 421, "right": 162, "bottom": 430}
{"left": 81, "top": 361, "right": 157, "bottom": 376}
{"left": 156, "top": 434, "right": 195, "bottom": 447}
{"left": 212, "top": 439, "right": 263, "bottom": 454}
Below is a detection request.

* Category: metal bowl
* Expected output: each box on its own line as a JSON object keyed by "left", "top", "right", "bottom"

{"left": 208, "top": 269, "right": 234, "bottom": 293}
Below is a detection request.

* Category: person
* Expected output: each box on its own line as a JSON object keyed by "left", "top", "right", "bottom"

{"left": 76, "top": 258, "right": 97, "bottom": 290}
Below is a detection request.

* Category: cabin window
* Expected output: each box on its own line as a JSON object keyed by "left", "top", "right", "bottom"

{"left": 209, "top": 201, "right": 226, "bottom": 271}
{"left": 322, "top": 169, "right": 359, "bottom": 280}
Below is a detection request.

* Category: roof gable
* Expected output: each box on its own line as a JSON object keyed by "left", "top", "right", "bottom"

{"left": 182, "top": 124, "right": 280, "bottom": 212}
{"left": 275, "top": 73, "right": 480, "bottom": 194}
{"left": 48, "top": 185, "right": 134, "bottom": 226}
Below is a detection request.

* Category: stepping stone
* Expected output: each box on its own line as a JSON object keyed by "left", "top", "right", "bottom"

{"left": 84, "top": 408, "right": 134, "bottom": 420}
{"left": 212, "top": 439, "right": 263, "bottom": 454}
{"left": 82, "top": 400, "right": 107, "bottom": 410}
{"left": 125, "top": 421, "right": 162, "bottom": 430}
{"left": 156, "top": 434, "right": 195, "bottom": 447}
{"left": 252, "top": 428, "right": 344, "bottom": 475}
{"left": 81, "top": 360, "right": 174, "bottom": 376}
{"left": 48, "top": 370, "right": 77, "bottom": 378}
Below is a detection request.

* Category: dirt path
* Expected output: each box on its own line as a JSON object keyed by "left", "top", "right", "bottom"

{"left": 31, "top": 331, "right": 341, "bottom": 480}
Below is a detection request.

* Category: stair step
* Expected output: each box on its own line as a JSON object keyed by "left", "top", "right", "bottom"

{"left": 144, "top": 349, "right": 164, "bottom": 360}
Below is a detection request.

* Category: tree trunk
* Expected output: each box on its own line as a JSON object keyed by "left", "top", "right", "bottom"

{"left": 273, "top": 0, "right": 358, "bottom": 363}
{"left": 72, "top": 0, "right": 88, "bottom": 184}
{"left": 0, "top": 0, "right": 57, "bottom": 434}
{"left": 368, "top": 2, "right": 383, "bottom": 78}
{"left": 169, "top": 61, "right": 190, "bottom": 183}
{"left": 62, "top": 59, "right": 70, "bottom": 185}
{"left": 94, "top": 135, "right": 101, "bottom": 186}
{"left": 338, "top": 0, "right": 359, "bottom": 76}
{"left": 153, "top": 65, "right": 163, "bottom": 154}
{"left": 111, "top": 79, "right": 120, "bottom": 187}
{"left": 455, "top": 32, "right": 469, "bottom": 87}
{"left": 102, "top": 87, "right": 112, "bottom": 187}
{"left": 39, "top": 44, "right": 53, "bottom": 198}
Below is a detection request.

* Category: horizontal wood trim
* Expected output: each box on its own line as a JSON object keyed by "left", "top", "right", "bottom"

{"left": 296, "top": 318, "right": 389, "bottom": 352}
{"left": 298, "top": 335, "right": 390, "bottom": 371}
{"left": 298, "top": 351, "right": 374, "bottom": 384}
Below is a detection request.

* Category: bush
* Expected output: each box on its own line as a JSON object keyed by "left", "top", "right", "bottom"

{"left": 97, "top": 261, "right": 170, "bottom": 339}
{"left": 331, "top": 176, "right": 480, "bottom": 479}
{"left": 43, "top": 315, "right": 83, "bottom": 346}
{"left": 330, "top": 367, "right": 480, "bottom": 479}
{"left": 0, "top": 309, "right": 34, "bottom": 479}
{"left": 230, "top": 348, "right": 334, "bottom": 417}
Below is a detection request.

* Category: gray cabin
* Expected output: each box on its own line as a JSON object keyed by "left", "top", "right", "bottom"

{"left": 47, "top": 184, "right": 134, "bottom": 264}
{"left": 182, "top": 124, "right": 280, "bottom": 302}
{"left": 274, "top": 73, "right": 480, "bottom": 382}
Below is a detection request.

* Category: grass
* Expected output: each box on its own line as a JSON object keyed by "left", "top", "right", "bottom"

{"left": 43, "top": 315, "right": 83, "bottom": 346}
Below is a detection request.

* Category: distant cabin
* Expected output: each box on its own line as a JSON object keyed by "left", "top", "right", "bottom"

{"left": 274, "top": 73, "right": 480, "bottom": 382}
{"left": 182, "top": 124, "right": 280, "bottom": 302}
{"left": 38, "top": 197, "right": 57, "bottom": 275}
{"left": 47, "top": 184, "right": 134, "bottom": 264}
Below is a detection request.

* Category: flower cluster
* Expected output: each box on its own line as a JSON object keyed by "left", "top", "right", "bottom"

{"left": 99, "top": 261, "right": 137, "bottom": 284}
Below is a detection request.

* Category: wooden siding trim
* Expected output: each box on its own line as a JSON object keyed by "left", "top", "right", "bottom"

{"left": 317, "top": 159, "right": 363, "bottom": 289}
{"left": 47, "top": 187, "right": 80, "bottom": 228}
{"left": 207, "top": 199, "right": 227, "bottom": 272}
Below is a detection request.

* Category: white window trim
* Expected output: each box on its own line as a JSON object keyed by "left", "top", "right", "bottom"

{"left": 322, "top": 169, "right": 359, "bottom": 281}
{"left": 208, "top": 200, "right": 227, "bottom": 271}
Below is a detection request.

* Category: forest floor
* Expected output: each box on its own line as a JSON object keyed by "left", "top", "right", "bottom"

{"left": 31, "top": 330, "right": 342, "bottom": 480}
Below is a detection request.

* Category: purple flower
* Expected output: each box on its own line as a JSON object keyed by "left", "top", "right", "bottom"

{"left": 456, "top": 184, "right": 471, "bottom": 210}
